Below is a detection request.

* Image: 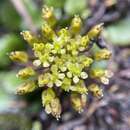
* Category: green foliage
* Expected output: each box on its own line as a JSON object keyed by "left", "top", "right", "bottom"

{"left": 44, "top": 0, "right": 66, "bottom": 8}
{"left": 32, "top": 121, "right": 42, "bottom": 130}
{"left": 103, "top": 17, "right": 130, "bottom": 46}
{"left": 64, "top": 0, "right": 87, "bottom": 15}
{"left": 0, "top": 1, "right": 21, "bottom": 30}
{"left": 0, "top": 112, "right": 32, "bottom": 130}
{"left": 0, "top": 0, "right": 42, "bottom": 30}
{"left": 0, "top": 71, "right": 23, "bottom": 110}
{"left": 9, "top": 6, "right": 112, "bottom": 119}
{"left": 0, "top": 34, "right": 26, "bottom": 68}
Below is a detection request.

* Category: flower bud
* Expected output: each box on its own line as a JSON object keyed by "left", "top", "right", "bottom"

{"left": 17, "top": 81, "right": 37, "bottom": 95}
{"left": 61, "top": 77, "right": 71, "bottom": 91}
{"left": 51, "top": 65, "right": 58, "bottom": 73}
{"left": 72, "top": 50, "right": 78, "bottom": 56}
{"left": 17, "top": 67, "right": 35, "bottom": 79}
{"left": 67, "top": 63, "right": 82, "bottom": 76}
{"left": 42, "top": 88, "right": 61, "bottom": 119}
{"left": 50, "top": 98, "right": 61, "bottom": 119}
{"left": 70, "top": 15, "right": 82, "bottom": 34}
{"left": 71, "top": 93, "right": 87, "bottom": 112}
{"left": 82, "top": 57, "right": 93, "bottom": 67}
{"left": 88, "top": 84, "right": 103, "bottom": 98}
{"left": 55, "top": 79, "right": 62, "bottom": 87}
{"left": 45, "top": 104, "right": 52, "bottom": 114}
{"left": 80, "top": 36, "right": 89, "bottom": 49}
{"left": 100, "top": 76, "right": 109, "bottom": 85}
{"left": 66, "top": 71, "right": 72, "bottom": 78}
{"left": 87, "top": 23, "right": 104, "bottom": 40}
{"left": 41, "top": 88, "right": 56, "bottom": 106}
{"left": 43, "top": 61, "right": 50, "bottom": 67}
{"left": 39, "top": 53, "right": 49, "bottom": 64}
{"left": 73, "top": 76, "right": 79, "bottom": 84}
{"left": 47, "top": 82, "right": 53, "bottom": 88}
{"left": 58, "top": 73, "right": 65, "bottom": 79}
{"left": 21, "top": 31, "right": 39, "bottom": 46}
{"left": 42, "top": 6, "right": 56, "bottom": 27}
{"left": 90, "top": 68, "right": 105, "bottom": 78}
{"left": 104, "top": 70, "right": 113, "bottom": 78}
{"left": 70, "top": 80, "right": 88, "bottom": 94}
{"left": 42, "top": 23, "right": 56, "bottom": 40}
{"left": 80, "top": 72, "right": 88, "bottom": 79}
{"left": 60, "top": 49, "right": 66, "bottom": 54}
{"left": 33, "top": 59, "right": 41, "bottom": 67}
{"left": 79, "top": 46, "right": 85, "bottom": 51}
{"left": 60, "top": 66, "right": 67, "bottom": 72}
{"left": 33, "top": 43, "right": 44, "bottom": 52}
{"left": 70, "top": 86, "right": 87, "bottom": 94}
{"left": 48, "top": 56, "right": 54, "bottom": 62}
{"left": 94, "top": 49, "right": 111, "bottom": 60}
{"left": 58, "top": 28, "right": 70, "bottom": 37}
{"left": 9, "top": 51, "right": 28, "bottom": 63}
{"left": 38, "top": 73, "right": 50, "bottom": 87}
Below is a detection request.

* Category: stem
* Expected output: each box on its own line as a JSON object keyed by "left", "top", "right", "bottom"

{"left": 10, "top": 0, "right": 37, "bottom": 33}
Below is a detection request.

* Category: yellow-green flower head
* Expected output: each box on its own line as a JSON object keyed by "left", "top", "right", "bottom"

{"left": 9, "top": 6, "right": 112, "bottom": 119}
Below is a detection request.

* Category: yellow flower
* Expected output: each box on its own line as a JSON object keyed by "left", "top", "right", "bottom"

{"left": 9, "top": 5, "right": 112, "bottom": 119}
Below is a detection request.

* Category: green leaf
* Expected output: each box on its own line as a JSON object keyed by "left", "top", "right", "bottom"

{"left": 103, "top": 17, "right": 130, "bottom": 46}
{"left": 0, "top": 1, "right": 21, "bottom": 30}
{"left": 44, "top": 0, "right": 66, "bottom": 8}
{"left": 64, "top": 0, "right": 87, "bottom": 15}
{"left": 91, "top": 61, "right": 108, "bottom": 69}
{"left": 32, "top": 121, "right": 42, "bottom": 130}
{"left": 0, "top": 89, "right": 11, "bottom": 111}
{"left": 0, "top": 34, "right": 26, "bottom": 68}
{"left": 0, "top": 71, "right": 23, "bottom": 111}
{"left": 0, "top": 71, "right": 23, "bottom": 94}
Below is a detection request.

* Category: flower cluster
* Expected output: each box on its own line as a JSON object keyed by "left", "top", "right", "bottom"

{"left": 9, "top": 6, "right": 112, "bottom": 119}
